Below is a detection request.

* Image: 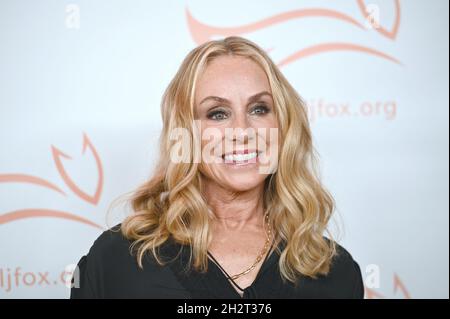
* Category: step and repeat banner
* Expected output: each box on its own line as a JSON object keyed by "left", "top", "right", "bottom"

{"left": 0, "top": 0, "right": 448, "bottom": 298}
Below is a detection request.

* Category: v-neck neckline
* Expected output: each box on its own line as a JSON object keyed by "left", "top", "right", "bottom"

{"left": 165, "top": 238, "right": 284, "bottom": 299}
{"left": 206, "top": 239, "right": 280, "bottom": 299}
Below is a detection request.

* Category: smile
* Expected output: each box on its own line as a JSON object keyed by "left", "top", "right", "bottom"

{"left": 221, "top": 151, "right": 262, "bottom": 165}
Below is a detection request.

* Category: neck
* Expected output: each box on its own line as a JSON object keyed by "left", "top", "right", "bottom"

{"left": 202, "top": 179, "right": 266, "bottom": 231}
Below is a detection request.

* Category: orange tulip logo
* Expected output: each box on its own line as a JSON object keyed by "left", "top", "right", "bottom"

{"left": 0, "top": 132, "right": 103, "bottom": 229}
{"left": 365, "top": 273, "right": 411, "bottom": 299}
{"left": 187, "top": 0, "right": 402, "bottom": 66}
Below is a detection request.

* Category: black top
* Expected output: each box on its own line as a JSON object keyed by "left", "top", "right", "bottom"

{"left": 70, "top": 224, "right": 364, "bottom": 299}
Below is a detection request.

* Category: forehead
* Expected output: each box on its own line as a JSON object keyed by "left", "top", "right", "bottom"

{"left": 195, "top": 56, "right": 271, "bottom": 102}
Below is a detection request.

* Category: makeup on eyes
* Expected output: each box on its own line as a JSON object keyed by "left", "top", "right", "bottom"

{"left": 250, "top": 104, "right": 270, "bottom": 114}
{"left": 206, "top": 103, "right": 271, "bottom": 120}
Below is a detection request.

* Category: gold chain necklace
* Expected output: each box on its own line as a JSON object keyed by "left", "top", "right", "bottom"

{"left": 229, "top": 212, "right": 272, "bottom": 281}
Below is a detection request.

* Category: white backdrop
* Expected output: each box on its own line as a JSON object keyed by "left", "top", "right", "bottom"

{"left": 0, "top": 0, "right": 448, "bottom": 299}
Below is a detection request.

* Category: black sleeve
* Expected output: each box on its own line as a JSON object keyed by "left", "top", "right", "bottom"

{"left": 70, "top": 229, "right": 113, "bottom": 299}
{"left": 351, "top": 260, "right": 365, "bottom": 299}
{"left": 70, "top": 254, "right": 98, "bottom": 298}
{"left": 68, "top": 227, "right": 190, "bottom": 299}
{"left": 326, "top": 240, "right": 366, "bottom": 299}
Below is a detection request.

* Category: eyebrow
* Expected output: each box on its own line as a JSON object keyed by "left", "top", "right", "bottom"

{"left": 199, "top": 91, "right": 273, "bottom": 106}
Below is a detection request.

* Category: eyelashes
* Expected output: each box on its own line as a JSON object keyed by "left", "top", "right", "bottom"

{"left": 207, "top": 104, "right": 271, "bottom": 121}
{"left": 250, "top": 104, "right": 270, "bottom": 115}
{"left": 207, "top": 108, "right": 229, "bottom": 121}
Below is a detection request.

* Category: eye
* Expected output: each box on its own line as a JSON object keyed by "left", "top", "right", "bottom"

{"left": 207, "top": 109, "right": 229, "bottom": 121}
{"left": 250, "top": 104, "right": 270, "bottom": 115}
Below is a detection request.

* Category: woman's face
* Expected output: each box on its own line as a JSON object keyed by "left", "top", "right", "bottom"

{"left": 194, "top": 55, "right": 278, "bottom": 192}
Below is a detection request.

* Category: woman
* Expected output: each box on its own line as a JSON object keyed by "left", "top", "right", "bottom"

{"left": 70, "top": 36, "right": 364, "bottom": 299}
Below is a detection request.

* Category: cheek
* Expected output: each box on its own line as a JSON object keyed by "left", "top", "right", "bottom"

{"left": 254, "top": 118, "right": 279, "bottom": 143}
{"left": 252, "top": 112, "right": 278, "bottom": 128}
{"left": 265, "top": 113, "right": 279, "bottom": 129}
{"left": 200, "top": 127, "right": 225, "bottom": 163}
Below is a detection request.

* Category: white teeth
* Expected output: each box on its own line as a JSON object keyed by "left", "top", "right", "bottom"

{"left": 224, "top": 152, "right": 258, "bottom": 162}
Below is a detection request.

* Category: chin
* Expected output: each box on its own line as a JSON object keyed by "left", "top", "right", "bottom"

{"left": 220, "top": 174, "right": 266, "bottom": 192}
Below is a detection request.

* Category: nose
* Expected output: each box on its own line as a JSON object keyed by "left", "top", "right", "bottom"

{"left": 228, "top": 111, "right": 254, "bottom": 143}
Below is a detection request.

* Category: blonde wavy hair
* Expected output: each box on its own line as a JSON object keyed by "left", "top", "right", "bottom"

{"left": 120, "top": 36, "right": 338, "bottom": 283}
